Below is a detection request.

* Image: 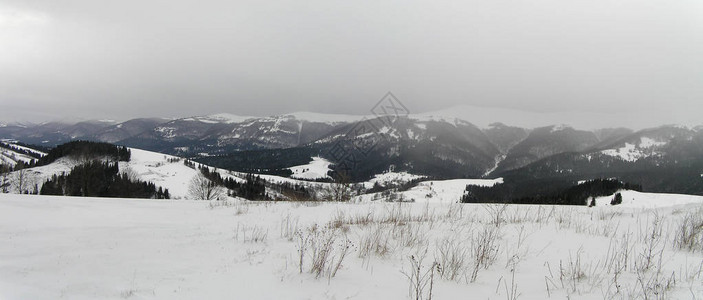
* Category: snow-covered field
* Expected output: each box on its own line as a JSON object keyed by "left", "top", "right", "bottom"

{"left": 355, "top": 178, "right": 503, "bottom": 203}
{"left": 1, "top": 194, "right": 702, "bottom": 300}
{"left": 288, "top": 157, "right": 332, "bottom": 180}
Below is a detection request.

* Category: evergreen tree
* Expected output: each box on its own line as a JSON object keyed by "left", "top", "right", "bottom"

{"left": 610, "top": 193, "right": 623, "bottom": 205}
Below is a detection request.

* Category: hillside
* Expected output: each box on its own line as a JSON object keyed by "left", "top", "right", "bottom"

{"left": 0, "top": 142, "right": 43, "bottom": 167}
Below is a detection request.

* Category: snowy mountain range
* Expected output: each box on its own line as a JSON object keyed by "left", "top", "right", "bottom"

{"left": 2, "top": 109, "right": 702, "bottom": 194}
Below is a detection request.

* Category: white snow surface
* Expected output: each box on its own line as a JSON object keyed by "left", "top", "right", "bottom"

{"left": 119, "top": 148, "right": 248, "bottom": 199}
{"left": 364, "top": 171, "right": 426, "bottom": 189}
{"left": 118, "top": 148, "right": 202, "bottom": 199}
{"left": 594, "top": 190, "right": 703, "bottom": 208}
{"left": 1, "top": 194, "right": 702, "bottom": 300}
{"left": 356, "top": 178, "right": 503, "bottom": 203}
{"left": 287, "top": 156, "right": 332, "bottom": 180}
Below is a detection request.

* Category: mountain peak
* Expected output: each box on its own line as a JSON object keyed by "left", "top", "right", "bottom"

{"left": 281, "top": 112, "right": 366, "bottom": 124}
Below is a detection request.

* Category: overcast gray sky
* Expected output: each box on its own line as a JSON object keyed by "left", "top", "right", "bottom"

{"left": 0, "top": 0, "right": 701, "bottom": 127}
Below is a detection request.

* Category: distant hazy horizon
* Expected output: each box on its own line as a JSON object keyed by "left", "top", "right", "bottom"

{"left": 1, "top": 0, "right": 701, "bottom": 129}
{"left": 1, "top": 103, "right": 700, "bottom": 131}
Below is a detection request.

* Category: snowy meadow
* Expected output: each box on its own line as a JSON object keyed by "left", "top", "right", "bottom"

{"left": 1, "top": 194, "right": 702, "bottom": 299}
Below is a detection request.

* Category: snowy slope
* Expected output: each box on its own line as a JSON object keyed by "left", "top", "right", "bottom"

{"left": 22, "top": 157, "right": 83, "bottom": 189}
{"left": 118, "top": 149, "right": 203, "bottom": 199}
{"left": 7, "top": 147, "right": 243, "bottom": 199}
{"left": 0, "top": 148, "right": 36, "bottom": 166}
{"left": 1, "top": 143, "right": 46, "bottom": 157}
{"left": 600, "top": 136, "right": 667, "bottom": 162}
{"left": 1, "top": 194, "right": 701, "bottom": 300}
{"left": 114, "top": 148, "right": 250, "bottom": 199}
{"left": 0, "top": 142, "right": 43, "bottom": 167}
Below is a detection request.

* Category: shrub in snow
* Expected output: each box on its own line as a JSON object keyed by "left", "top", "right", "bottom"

{"left": 188, "top": 173, "right": 224, "bottom": 200}
{"left": 402, "top": 251, "right": 439, "bottom": 300}
{"left": 674, "top": 208, "right": 703, "bottom": 253}
{"left": 610, "top": 193, "right": 623, "bottom": 205}
{"left": 295, "top": 225, "right": 352, "bottom": 279}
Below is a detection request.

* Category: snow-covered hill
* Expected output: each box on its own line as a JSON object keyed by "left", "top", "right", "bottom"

{"left": 0, "top": 146, "right": 38, "bottom": 167}
{"left": 600, "top": 137, "right": 665, "bottom": 162}
{"left": 5, "top": 146, "right": 236, "bottom": 199}
{"left": 118, "top": 149, "right": 205, "bottom": 199}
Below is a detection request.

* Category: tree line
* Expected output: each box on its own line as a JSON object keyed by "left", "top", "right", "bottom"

{"left": 194, "top": 164, "right": 269, "bottom": 200}
{"left": 40, "top": 161, "right": 169, "bottom": 199}
{"left": 37, "top": 141, "right": 131, "bottom": 166}
{"left": 461, "top": 178, "right": 642, "bottom": 206}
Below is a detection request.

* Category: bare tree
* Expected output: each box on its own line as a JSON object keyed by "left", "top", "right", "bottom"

{"left": 188, "top": 173, "right": 225, "bottom": 200}
{"left": 0, "top": 164, "right": 11, "bottom": 193}
{"left": 324, "top": 173, "right": 353, "bottom": 202}
{"left": 121, "top": 166, "right": 140, "bottom": 182}
{"left": 11, "top": 166, "right": 35, "bottom": 194}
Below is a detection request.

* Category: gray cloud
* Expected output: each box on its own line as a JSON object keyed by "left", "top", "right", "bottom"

{"left": 0, "top": 0, "right": 701, "bottom": 128}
